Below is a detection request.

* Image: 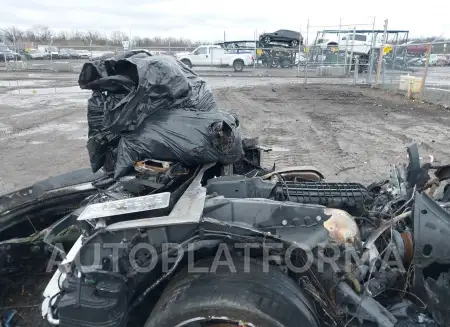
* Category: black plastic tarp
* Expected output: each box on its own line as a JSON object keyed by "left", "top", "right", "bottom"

{"left": 79, "top": 52, "right": 242, "bottom": 179}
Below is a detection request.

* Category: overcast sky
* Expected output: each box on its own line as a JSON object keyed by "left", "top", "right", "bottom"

{"left": 2, "top": 0, "right": 449, "bottom": 42}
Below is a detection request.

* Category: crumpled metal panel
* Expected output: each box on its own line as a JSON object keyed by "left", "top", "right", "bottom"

{"left": 412, "top": 192, "right": 450, "bottom": 268}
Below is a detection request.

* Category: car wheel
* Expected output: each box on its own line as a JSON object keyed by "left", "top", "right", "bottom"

{"left": 181, "top": 59, "right": 192, "bottom": 68}
{"left": 144, "top": 256, "right": 319, "bottom": 327}
{"left": 281, "top": 58, "right": 291, "bottom": 68}
{"left": 263, "top": 36, "right": 271, "bottom": 44}
{"left": 291, "top": 40, "right": 299, "bottom": 47}
{"left": 233, "top": 59, "right": 244, "bottom": 72}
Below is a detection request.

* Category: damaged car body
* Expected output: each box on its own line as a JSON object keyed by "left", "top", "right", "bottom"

{"left": 24, "top": 145, "right": 450, "bottom": 327}
{"left": 0, "top": 50, "right": 449, "bottom": 327}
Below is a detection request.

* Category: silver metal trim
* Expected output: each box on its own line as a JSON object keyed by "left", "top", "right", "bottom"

{"left": 77, "top": 192, "right": 171, "bottom": 221}
{"left": 105, "top": 163, "right": 215, "bottom": 231}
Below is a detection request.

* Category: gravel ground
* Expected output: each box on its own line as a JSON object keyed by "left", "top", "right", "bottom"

{"left": 0, "top": 76, "right": 449, "bottom": 326}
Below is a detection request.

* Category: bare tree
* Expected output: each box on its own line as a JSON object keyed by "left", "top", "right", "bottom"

{"left": 72, "top": 30, "right": 86, "bottom": 41}
{"left": 110, "top": 31, "right": 128, "bottom": 45}
{"left": 57, "top": 31, "right": 69, "bottom": 41}
{"left": 24, "top": 29, "right": 36, "bottom": 41}
{"left": 3, "top": 26, "right": 23, "bottom": 43}
{"left": 3, "top": 25, "right": 203, "bottom": 48}
{"left": 133, "top": 36, "right": 142, "bottom": 47}
{"left": 86, "top": 30, "right": 101, "bottom": 42}
{"left": 32, "top": 25, "right": 53, "bottom": 42}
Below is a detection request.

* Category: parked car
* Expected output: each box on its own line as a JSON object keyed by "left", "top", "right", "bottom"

{"left": 58, "top": 49, "right": 72, "bottom": 59}
{"left": 315, "top": 38, "right": 339, "bottom": 50}
{"left": 428, "top": 54, "right": 439, "bottom": 66}
{"left": 0, "top": 43, "right": 22, "bottom": 61}
{"left": 60, "top": 48, "right": 80, "bottom": 59}
{"left": 18, "top": 49, "right": 32, "bottom": 60}
{"left": 77, "top": 50, "right": 90, "bottom": 59}
{"left": 89, "top": 51, "right": 108, "bottom": 60}
{"left": 406, "top": 41, "right": 428, "bottom": 56}
{"left": 0, "top": 51, "right": 14, "bottom": 61}
{"left": 259, "top": 29, "right": 303, "bottom": 47}
{"left": 435, "top": 54, "right": 449, "bottom": 66}
{"left": 27, "top": 49, "right": 49, "bottom": 60}
{"left": 407, "top": 56, "right": 425, "bottom": 67}
{"left": 149, "top": 50, "right": 169, "bottom": 55}
{"left": 0, "top": 50, "right": 21, "bottom": 61}
{"left": 37, "top": 46, "right": 60, "bottom": 59}
{"left": 338, "top": 33, "right": 383, "bottom": 55}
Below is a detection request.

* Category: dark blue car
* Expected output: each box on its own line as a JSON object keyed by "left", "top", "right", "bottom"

{"left": 259, "top": 29, "right": 303, "bottom": 47}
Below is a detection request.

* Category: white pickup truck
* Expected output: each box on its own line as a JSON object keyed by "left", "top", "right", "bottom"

{"left": 37, "top": 45, "right": 60, "bottom": 59}
{"left": 315, "top": 33, "right": 382, "bottom": 55}
{"left": 175, "top": 45, "right": 254, "bottom": 71}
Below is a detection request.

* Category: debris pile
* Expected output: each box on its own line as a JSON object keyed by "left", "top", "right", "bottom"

{"left": 79, "top": 51, "right": 242, "bottom": 179}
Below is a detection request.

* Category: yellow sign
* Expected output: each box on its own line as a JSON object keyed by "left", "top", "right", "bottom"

{"left": 304, "top": 47, "right": 309, "bottom": 53}
{"left": 383, "top": 46, "right": 392, "bottom": 55}
{"left": 256, "top": 48, "right": 263, "bottom": 56}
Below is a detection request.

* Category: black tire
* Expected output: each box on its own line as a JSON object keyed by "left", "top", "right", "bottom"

{"left": 181, "top": 59, "right": 192, "bottom": 68}
{"left": 270, "top": 59, "right": 279, "bottom": 68}
{"left": 263, "top": 36, "right": 271, "bottom": 44}
{"left": 291, "top": 40, "right": 299, "bottom": 47}
{"left": 144, "top": 256, "right": 319, "bottom": 327}
{"left": 233, "top": 59, "right": 244, "bottom": 72}
{"left": 280, "top": 58, "right": 291, "bottom": 68}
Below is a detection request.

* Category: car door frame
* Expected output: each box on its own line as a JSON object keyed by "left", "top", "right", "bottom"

{"left": 352, "top": 34, "right": 368, "bottom": 53}
{"left": 210, "top": 47, "right": 223, "bottom": 66}
{"left": 285, "top": 30, "right": 298, "bottom": 43}
{"left": 278, "top": 30, "right": 291, "bottom": 42}
{"left": 190, "top": 46, "right": 210, "bottom": 65}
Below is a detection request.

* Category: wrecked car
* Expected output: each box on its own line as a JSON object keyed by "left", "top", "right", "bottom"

{"left": 0, "top": 50, "right": 450, "bottom": 327}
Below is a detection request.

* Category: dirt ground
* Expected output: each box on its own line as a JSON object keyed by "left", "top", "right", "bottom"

{"left": 0, "top": 80, "right": 449, "bottom": 326}
{"left": 1, "top": 80, "right": 449, "bottom": 194}
{"left": 215, "top": 84, "right": 450, "bottom": 183}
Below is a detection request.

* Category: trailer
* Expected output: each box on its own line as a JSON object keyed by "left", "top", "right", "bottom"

{"left": 215, "top": 40, "right": 303, "bottom": 68}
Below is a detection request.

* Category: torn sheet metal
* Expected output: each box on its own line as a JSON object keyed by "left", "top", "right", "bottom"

{"left": 105, "top": 163, "right": 214, "bottom": 231}
{"left": 77, "top": 192, "right": 171, "bottom": 221}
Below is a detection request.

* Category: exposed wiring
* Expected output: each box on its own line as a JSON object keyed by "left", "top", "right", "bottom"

{"left": 58, "top": 272, "right": 63, "bottom": 290}
{"left": 345, "top": 242, "right": 392, "bottom": 327}
{"left": 276, "top": 173, "right": 291, "bottom": 201}
{"left": 128, "top": 244, "right": 185, "bottom": 312}
{"left": 401, "top": 264, "right": 415, "bottom": 299}
{"left": 373, "top": 288, "right": 426, "bottom": 309}
{"left": 344, "top": 186, "right": 418, "bottom": 327}
{"left": 343, "top": 315, "right": 355, "bottom": 327}
{"left": 392, "top": 185, "right": 416, "bottom": 216}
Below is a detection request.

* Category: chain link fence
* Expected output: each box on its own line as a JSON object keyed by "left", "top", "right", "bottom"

{"left": 1, "top": 22, "right": 449, "bottom": 106}
{"left": 363, "top": 41, "right": 450, "bottom": 107}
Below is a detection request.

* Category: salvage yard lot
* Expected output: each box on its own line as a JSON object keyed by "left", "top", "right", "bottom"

{"left": 0, "top": 73, "right": 449, "bottom": 325}
{"left": 1, "top": 74, "right": 449, "bottom": 195}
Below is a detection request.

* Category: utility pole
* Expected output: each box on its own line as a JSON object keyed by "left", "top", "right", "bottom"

{"left": 367, "top": 16, "right": 376, "bottom": 85}
{"left": 374, "top": 19, "right": 388, "bottom": 88}
{"left": 419, "top": 43, "right": 431, "bottom": 101}
{"left": 348, "top": 27, "right": 356, "bottom": 76}
{"left": 129, "top": 29, "right": 132, "bottom": 50}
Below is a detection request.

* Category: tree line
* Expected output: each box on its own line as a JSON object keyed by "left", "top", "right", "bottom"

{"left": 2, "top": 25, "right": 448, "bottom": 49}
{"left": 1, "top": 25, "right": 203, "bottom": 47}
